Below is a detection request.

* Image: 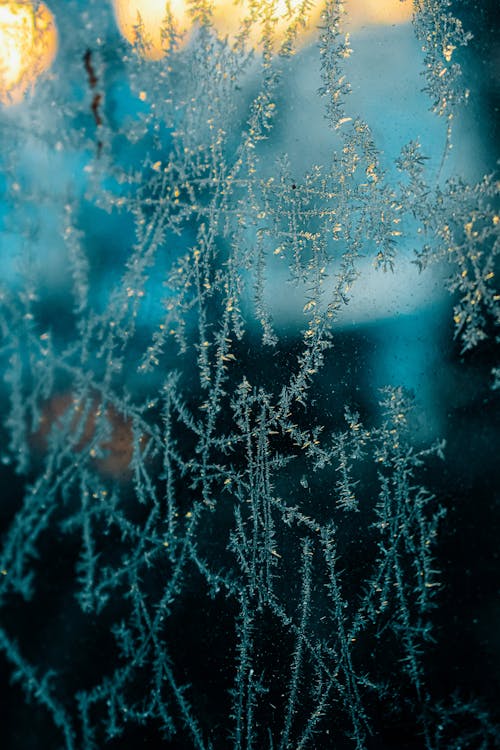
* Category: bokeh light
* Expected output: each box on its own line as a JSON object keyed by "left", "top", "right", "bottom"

{"left": 112, "top": 0, "right": 413, "bottom": 59}
{"left": 0, "top": 0, "right": 57, "bottom": 105}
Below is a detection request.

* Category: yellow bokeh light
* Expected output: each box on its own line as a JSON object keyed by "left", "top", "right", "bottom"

{"left": 112, "top": 0, "right": 414, "bottom": 59}
{"left": 112, "top": 0, "right": 324, "bottom": 57}
{"left": 213, "top": 0, "right": 323, "bottom": 50}
{"left": 0, "top": 0, "right": 58, "bottom": 105}
{"left": 112, "top": 0, "right": 191, "bottom": 60}
{"left": 345, "top": 0, "right": 413, "bottom": 29}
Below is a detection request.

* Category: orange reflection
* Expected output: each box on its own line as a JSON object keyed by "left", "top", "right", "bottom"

{"left": 34, "top": 393, "right": 146, "bottom": 479}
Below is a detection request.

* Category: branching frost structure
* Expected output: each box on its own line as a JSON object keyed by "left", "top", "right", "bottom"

{"left": 0, "top": 0, "right": 498, "bottom": 748}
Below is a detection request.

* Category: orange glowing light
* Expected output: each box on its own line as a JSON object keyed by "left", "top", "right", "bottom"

{"left": 345, "top": 0, "right": 413, "bottom": 29}
{"left": 111, "top": 0, "right": 191, "bottom": 59}
{"left": 112, "top": 0, "right": 322, "bottom": 58}
{"left": 33, "top": 393, "right": 147, "bottom": 479}
{"left": 0, "top": 1, "right": 58, "bottom": 105}
{"left": 112, "top": 0, "right": 413, "bottom": 59}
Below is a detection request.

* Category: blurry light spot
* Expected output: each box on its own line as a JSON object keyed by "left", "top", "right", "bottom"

{"left": 112, "top": 0, "right": 414, "bottom": 59}
{"left": 0, "top": 1, "right": 57, "bottom": 105}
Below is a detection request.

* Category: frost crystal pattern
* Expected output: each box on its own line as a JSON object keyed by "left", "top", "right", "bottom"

{"left": 0, "top": 1, "right": 498, "bottom": 748}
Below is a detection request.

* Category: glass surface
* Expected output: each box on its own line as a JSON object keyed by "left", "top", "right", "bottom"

{"left": 0, "top": 1, "right": 498, "bottom": 748}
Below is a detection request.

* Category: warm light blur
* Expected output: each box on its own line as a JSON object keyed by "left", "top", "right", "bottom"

{"left": 112, "top": 0, "right": 323, "bottom": 56}
{"left": 112, "top": 0, "right": 191, "bottom": 59}
{"left": 33, "top": 393, "right": 146, "bottom": 479}
{"left": 212, "top": 0, "right": 323, "bottom": 50}
{"left": 112, "top": 0, "right": 413, "bottom": 59}
{"left": 345, "top": 0, "right": 413, "bottom": 29}
{"left": 0, "top": 1, "right": 57, "bottom": 105}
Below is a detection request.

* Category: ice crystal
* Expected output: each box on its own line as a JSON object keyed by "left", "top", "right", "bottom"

{"left": 0, "top": 1, "right": 498, "bottom": 748}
